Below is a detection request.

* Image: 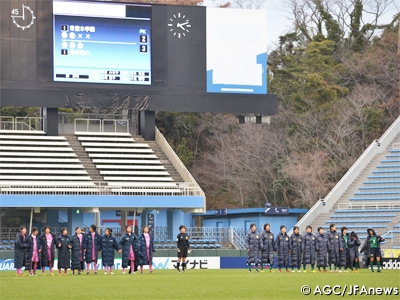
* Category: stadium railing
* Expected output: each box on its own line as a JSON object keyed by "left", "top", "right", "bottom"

{"left": 0, "top": 182, "right": 204, "bottom": 196}
{"left": 337, "top": 202, "right": 400, "bottom": 210}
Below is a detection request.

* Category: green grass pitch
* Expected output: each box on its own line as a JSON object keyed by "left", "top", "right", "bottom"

{"left": 0, "top": 269, "right": 399, "bottom": 299}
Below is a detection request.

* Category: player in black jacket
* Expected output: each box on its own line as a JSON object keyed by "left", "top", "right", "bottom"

{"left": 176, "top": 225, "right": 191, "bottom": 273}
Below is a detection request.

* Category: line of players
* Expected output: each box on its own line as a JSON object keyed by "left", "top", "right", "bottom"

{"left": 14, "top": 224, "right": 192, "bottom": 276}
{"left": 245, "top": 223, "right": 385, "bottom": 273}
{"left": 13, "top": 224, "right": 157, "bottom": 276}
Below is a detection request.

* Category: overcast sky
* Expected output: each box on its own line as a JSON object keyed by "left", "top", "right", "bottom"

{"left": 204, "top": 0, "right": 400, "bottom": 51}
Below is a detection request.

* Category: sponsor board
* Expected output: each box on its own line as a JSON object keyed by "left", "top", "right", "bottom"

{"left": 383, "top": 249, "right": 400, "bottom": 258}
{"left": 382, "top": 258, "right": 400, "bottom": 270}
{"left": 0, "top": 257, "right": 220, "bottom": 271}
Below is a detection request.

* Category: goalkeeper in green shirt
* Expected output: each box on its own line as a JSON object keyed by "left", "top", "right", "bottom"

{"left": 360, "top": 228, "right": 385, "bottom": 272}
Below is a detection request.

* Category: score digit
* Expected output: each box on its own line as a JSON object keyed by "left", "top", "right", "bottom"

{"left": 140, "top": 45, "right": 148, "bottom": 53}
{"left": 140, "top": 35, "right": 148, "bottom": 43}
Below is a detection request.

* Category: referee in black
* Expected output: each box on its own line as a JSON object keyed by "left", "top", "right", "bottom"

{"left": 176, "top": 225, "right": 191, "bottom": 273}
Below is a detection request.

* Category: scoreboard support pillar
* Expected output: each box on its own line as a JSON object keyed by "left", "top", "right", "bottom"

{"left": 40, "top": 107, "right": 59, "bottom": 136}
{"left": 137, "top": 110, "right": 155, "bottom": 141}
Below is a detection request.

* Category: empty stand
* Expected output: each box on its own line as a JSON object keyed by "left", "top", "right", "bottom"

{"left": 70, "top": 132, "right": 184, "bottom": 190}
{"left": 0, "top": 133, "right": 92, "bottom": 187}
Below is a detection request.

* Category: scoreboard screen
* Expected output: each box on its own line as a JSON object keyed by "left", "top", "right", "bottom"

{"left": 53, "top": 0, "right": 151, "bottom": 85}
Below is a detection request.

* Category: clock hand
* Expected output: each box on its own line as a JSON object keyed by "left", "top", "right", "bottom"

{"left": 180, "top": 22, "right": 189, "bottom": 26}
{"left": 22, "top": 4, "right": 25, "bottom": 20}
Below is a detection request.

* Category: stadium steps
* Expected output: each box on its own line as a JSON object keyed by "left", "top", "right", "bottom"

{"left": 144, "top": 140, "right": 184, "bottom": 182}
{"left": 65, "top": 135, "right": 105, "bottom": 183}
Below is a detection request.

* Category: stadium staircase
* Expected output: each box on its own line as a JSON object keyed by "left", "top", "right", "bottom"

{"left": 292, "top": 115, "right": 400, "bottom": 249}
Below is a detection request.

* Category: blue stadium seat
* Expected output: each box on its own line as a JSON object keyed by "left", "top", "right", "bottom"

{"left": 386, "top": 154, "right": 400, "bottom": 157}
{"left": 1, "top": 240, "right": 10, "bottom": 245}
{"left": 372, "top": 170, "right": 400, "bottom": 174}
{"left": 368, "top": 175, "right": 400, "bottom": 179}
{"left": 381, "top": 160, "right": 400, "bottom": 163}
{"left": 9, "top": 240, "right": 15, "bottom": 244}
{"left": 325, "top": 220, "right": 391, "bottom": 223}
{"left": 350, "top": 197, "right": 400, "bottom": 201}
{"left": 321, "top": 225, "right": 387, "bottom": 229}
{"left": 0, "top": 246, "right": 5, "bottom": 250}
{"left": 377, "top": 165, "right": 400, "bottom": 169}
{"left": 216, "top": 244, "right": 222, "bottom": 249}
{"left": 355, "top": 191, "right": 400, "bottom": 195}
{"left": 335, "top": 209, "right": 400, "bottom": 213}
{"left": 330, "top": 214, "right": 396, "bottom": 218}
{"left": 358, "top": 186, "right": 400, "bottom": 190}
{"left": 389, "top": 150, "right": 400, "bottom": 153}
{"left": 363, "top": 180, "right": 400, "bottom": 184}
{"left": 392, "top": 246, "right": 400, "bottom": 249}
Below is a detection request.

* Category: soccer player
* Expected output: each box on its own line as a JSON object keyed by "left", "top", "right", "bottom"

{"left": 14, "top": 226, "right": 28, "bottom": 277}
{"left": 360, "top": 228, "right": 385, "bottom": 272}
{"left": 100, "top": 228, "right": 121, "bottom": 275}
{"left": 175, "top": 225, "right": 191, "bottom": 273}
{"left": 119, "top": 225, "right": 139, "bottom": 275}
{"left": 315, "top": 227, "right": 329, "bottom": 272}
{"left": 301, "top": 225, "right": 316, "bottom": 272}
{"left": 26, "top": 227, "right": 42, "bottom": 276}
{"left": 83, "top": 224, "right": 101, "bottom": 274}
{"left": 139, "top": 225, "right": 156, "bottom": 274}
{"left": 260, "top": 223, "right": 275, "bottom": 272}
{"left": 348, "top": 231, "right": 361, "bottom": 272}
{"left": 245, "top": 224, "right": 262, "bottom": 272}
{"left": 339, "top": 226, "right": 350, "bottom": 272}
{"left": 56, "top": 227, "right": 71, "bottom": 276}
{"left": 326, "top": 223, "right": 343, "bottom": 272}
{"left": 275, "top": 225, "right": 290, "bottom": 273}
{"left": 289, "top": 226, "right": 302, "bottom": 272}
{"left": 39, "top": 225, "right": 57, "bottom": 276}
{"left": 70, "top": 226, "right": 85, "bottom": 275}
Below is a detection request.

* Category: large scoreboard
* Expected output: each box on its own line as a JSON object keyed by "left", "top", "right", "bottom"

{"left": 0, "top": 0, "right": 277, "bottom": 114}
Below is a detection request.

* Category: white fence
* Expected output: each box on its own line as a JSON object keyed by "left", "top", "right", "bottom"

{"left": 0, "top": 183, "right": 204, "bottom": 196}
{"left": 0, "top": 116, "right": 44, "bottom": 132}
{"left": 73, "top": 118, "right": 129, "bottom": 133}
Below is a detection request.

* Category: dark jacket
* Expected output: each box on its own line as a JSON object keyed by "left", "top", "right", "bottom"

{"left": 360, "top": 228, "right": 384, "bottom": 259}
{"left": 100, "top": 234, "right": 120, "bottom": 266}
{"left": 39, "top": 232, "right": 57, "bottom": 266}
{"left": 326, "top": 230, "right": 343, "bottom": 265}
{"left": 14, "top": 233, "right": 29, "bottom": 269}
{"left": 83, "top": 231, "right": 101, "bottom": 263}
{"left": 69, "top": 234, "right": 85, "bottom": 270}
{"left": 119, "top": 232, "right": 140, "bottom": 268}
{"left": 302, "top": 232, "right": 316, "bottom": 264}
{"left": 338, "top": 233, "right": 349, "bottom": 268}
{"left": 245, "top": 230, "right": 262, "bottom": 264}
{"left": 57, "top": 234, "right": 71, "bottom": 269}
{"left": 25, "top": 234, "right": 42, "bottom": 269}
{"left": 315, "top": 233, "right": 329, "bottom": 268}
{"left": 138, "top": 233, "right": 155, "bottom": 265}
{"left": 260, "top": 231, "right": 275, "bottom": 264}
{"left": 348, "top": 235, "right": 361, "bottom": 266}
{"left": 289, "top": 233, "right": 302, "bottom": 268}
{"left": 275, "top": 232, "right": 290, "bottom": 267}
